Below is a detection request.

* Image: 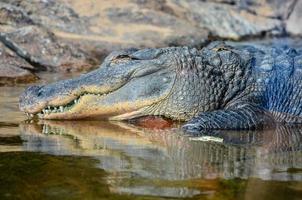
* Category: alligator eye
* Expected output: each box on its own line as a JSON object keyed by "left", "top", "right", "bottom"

{"left": 116, "top": 55, "right": 140, "bottom": 60}
{"left": 110, "top": 55, "right": 131, "bottom": 65}
{"left": 215, "top": 47, "right": 229, "bottom": 52}
{"left": 111, "top": 55, "right": 140, "bottom": 66}
{"left": 115, "top": 55, "right": 130, "bottom": 59}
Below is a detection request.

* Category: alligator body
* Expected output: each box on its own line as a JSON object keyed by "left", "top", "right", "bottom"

{"left": 19, "top": 42, "right": 302, "bottom": 131}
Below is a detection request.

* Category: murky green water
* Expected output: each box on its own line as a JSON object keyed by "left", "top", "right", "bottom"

{"left": 0, "top": 73, "right": 302, "bottom": 200}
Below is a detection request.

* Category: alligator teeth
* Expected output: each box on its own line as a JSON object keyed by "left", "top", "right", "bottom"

{"left": 38, "top": 92, "right": 103, "bottom": 116}
{"left": 42, "top": 125, "right": 50, "bottom": 134}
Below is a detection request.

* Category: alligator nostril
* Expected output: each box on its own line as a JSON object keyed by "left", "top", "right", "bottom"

{"left": 23, "top": 85, "right": 44, "bottom": 98}
{"left": 19, "top": 85, "right": 45, "bottom": 111}
{"left": 37, "top": 90, "right": 43, "bottom": 97}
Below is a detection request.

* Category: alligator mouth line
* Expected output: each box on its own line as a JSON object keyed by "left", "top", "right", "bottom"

{"left": 25, "top": 92, "right": 109, "bottom": 118}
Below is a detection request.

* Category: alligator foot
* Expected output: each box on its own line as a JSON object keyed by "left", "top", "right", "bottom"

{"left": 182, "top": 103, "right": 269, "bottom": 132}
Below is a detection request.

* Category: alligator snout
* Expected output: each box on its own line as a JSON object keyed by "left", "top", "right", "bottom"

{"left": 19, "top": 77, "right": 86, "bottom": 117}
{"left": 19, "top": 85, "right": 46, "bottom": 114}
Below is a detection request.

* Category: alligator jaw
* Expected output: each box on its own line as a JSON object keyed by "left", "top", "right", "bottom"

{"left": 27, "top": 93, "right": 107, "bottom": 119}
{"left": 24, "top": 92, "right": 114, "bottom": 119}
{"left": 22, "top": 70, "right": 175, "bottom": 120}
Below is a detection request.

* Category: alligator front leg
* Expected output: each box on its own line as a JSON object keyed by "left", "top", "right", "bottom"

{"left": 183, "top": 103, "right": 271, "bottom": 132}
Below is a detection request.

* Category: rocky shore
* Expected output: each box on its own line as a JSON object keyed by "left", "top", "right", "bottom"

{"left": 0, "top": 0, "right": 301, "bottom": 85}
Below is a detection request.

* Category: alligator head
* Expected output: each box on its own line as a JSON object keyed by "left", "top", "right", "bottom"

{"left": 19, "top": 43, "right": 248, "bottom": 121}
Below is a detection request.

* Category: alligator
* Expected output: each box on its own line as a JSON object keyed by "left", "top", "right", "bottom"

{"left": 19, "top": 41, "right": 302, "bottom": 132}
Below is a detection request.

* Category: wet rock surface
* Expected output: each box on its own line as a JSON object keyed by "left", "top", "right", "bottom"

{"left": 0, "top": 2, "right": 35, "bottom": 28}
{"left": 286, "top": 0, "right": 302, "bottom": 36}
{"left": 0, "top": 0, "right": 88, "bottom": 34}
{"left": 0, "top": 43, "right": 37, "bottom": 86}
{"left": 172, "top": 0, "right": 284, "bottom": 39}
{"left": 0, "top": 26, "right": 97, "bottom": 72}
{"left": 0, "top": 0, "right": 301, "bottom": 85}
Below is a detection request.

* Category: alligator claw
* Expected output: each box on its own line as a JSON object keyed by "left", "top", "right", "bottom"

{"left": 182, "top": 123, "right": 205, "bottom": 135}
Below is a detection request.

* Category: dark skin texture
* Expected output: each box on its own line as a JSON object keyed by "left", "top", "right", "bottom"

{"left": 19, "top": 42, "right": 302, "bottom": 132}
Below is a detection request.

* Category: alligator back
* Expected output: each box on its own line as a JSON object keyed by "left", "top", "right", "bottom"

{"left": 240, "top": 43, "right": 302, "bottom": 123}
{"left": 264, "top": 74, "right": 302, "bottom": 123}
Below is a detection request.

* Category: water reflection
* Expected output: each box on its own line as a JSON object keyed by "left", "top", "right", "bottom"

{"left": 18, "top": 121, "right": 302, "bottom": 197}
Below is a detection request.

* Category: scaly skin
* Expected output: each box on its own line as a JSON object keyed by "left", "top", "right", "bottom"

{"left": 19, "top": 42, "right": 302, "bottom": 131}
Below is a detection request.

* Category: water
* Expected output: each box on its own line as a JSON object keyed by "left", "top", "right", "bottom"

{"left": 0, "top": 72, "right": 302, "bottom": 200}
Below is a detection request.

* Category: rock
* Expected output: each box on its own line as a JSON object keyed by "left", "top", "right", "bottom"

{"left": 169, "top": 0, "right": 283, "bottom": 39}
{"left": 55, "top": 0, "right": 298, "bottom": 48}
{"left": 0, "top": 26, "right": 97, "bottom": 72}
{"left": 132, "top": 0, "right": 176, "bottom": 15}
{"left": 104, "top": 6, "right": 208, "bottom": 47}
{"left": 235, "top": 0, "right": 296, "bottom": 19}
{"left": 56, "top": 0, "right": 209, "bottom": 49}
{"left": 0, "top": 42, "right": 37, "bottom": 86}
{"left": 0, "top": 0, "right": 89, "bottom": 34}
{"left": 0, "top": 0, "right": 98, "bottom": 76}
{"left": 286, "top": 0, "right": 302, "bottom": 36}
{"left": 0, "top": 3, "right": 35, "bottom": 28}
{"left": 0, "top": 0, "right": 301, "bottom": 81}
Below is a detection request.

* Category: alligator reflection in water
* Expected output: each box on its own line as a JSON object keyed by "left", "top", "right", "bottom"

{"left": 19, "top": 121, "right": 302, "bottom": 197}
